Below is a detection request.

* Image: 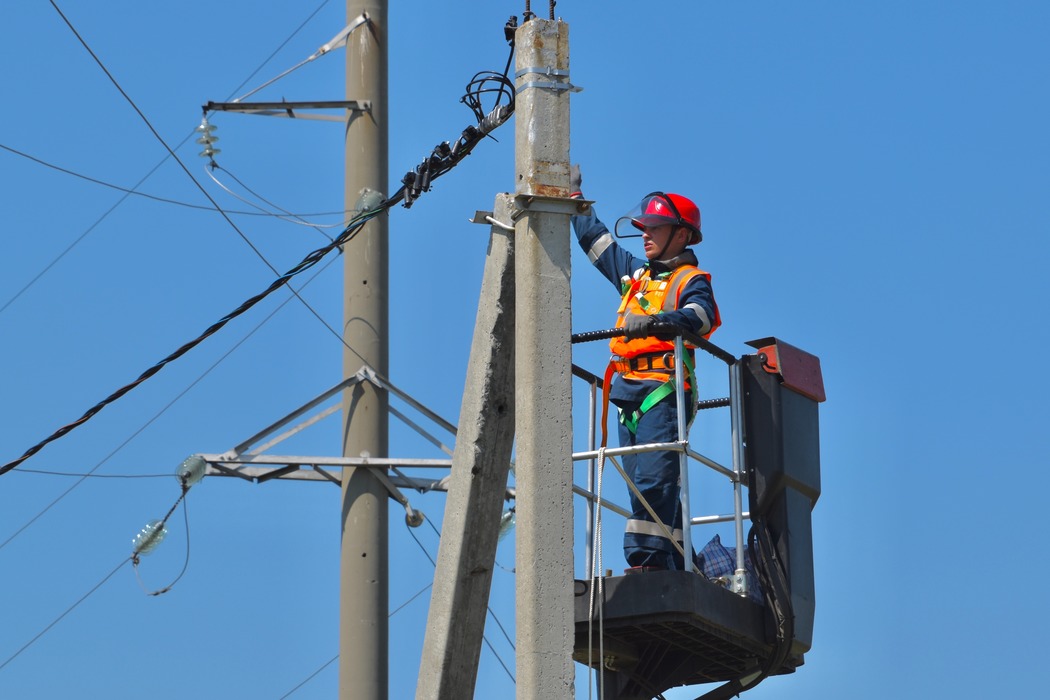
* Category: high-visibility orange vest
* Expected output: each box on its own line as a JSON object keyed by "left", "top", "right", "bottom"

{"left": 609, "top": 265, "right": 720, "bottom": 381}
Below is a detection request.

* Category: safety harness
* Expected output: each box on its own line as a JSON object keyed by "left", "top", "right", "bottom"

{"left": 600, "top": 349, "right": 698, "bottom": 448}
{"left": 598, "top": 263, "right": 711, "bottom": 448}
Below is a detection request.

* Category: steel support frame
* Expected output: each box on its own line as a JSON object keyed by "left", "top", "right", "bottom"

{"left": 572, "top": 338, "right": 750, "bottom": 596}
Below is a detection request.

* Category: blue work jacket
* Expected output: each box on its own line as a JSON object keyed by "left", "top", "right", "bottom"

{"left": 571, "top": 206, "right": 719, "bottom": 405}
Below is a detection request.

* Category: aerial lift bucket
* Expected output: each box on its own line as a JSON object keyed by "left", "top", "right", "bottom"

{"left": 572, "top": 337, "right": 824, "bottom": 700}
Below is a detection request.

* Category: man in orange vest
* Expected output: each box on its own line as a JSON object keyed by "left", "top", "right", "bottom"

{"left": 571, "top": 165, "right": 721, "bottom": 572}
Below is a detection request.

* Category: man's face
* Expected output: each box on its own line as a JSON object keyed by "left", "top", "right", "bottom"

{"left": 642, "top": 224, "right": 687, "bottom": 260}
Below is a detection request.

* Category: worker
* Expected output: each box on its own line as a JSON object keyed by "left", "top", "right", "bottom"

{"left": 570, "top": 165, "right": 721, "bottom": 572}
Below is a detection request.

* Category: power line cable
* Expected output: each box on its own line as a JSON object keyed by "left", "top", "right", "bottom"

{"left": 25, "top": 2, "right": 365, "bottom": 468}
{"left": 0, "top": 254, "right": 339, "bottom": 551}
{"left": 0, "top": 205, "right": 381, "bottom": 477}
{"left": 390, "top": 583, "right": 434, "bottom": 618}
{"left": 411, "top": 517, "right": 516, "bottom": 682}
{"left": 46, "top": 0, "right": 280, "bottom": 279}
{"left": 231, "top": 11, "right": 368, "bottom": 104}
{"left": 35, "top": 1, "right": 387, "bottom": 462}
{"left": 4, "top": 5, "right": 519, "bottom": 691}
{"left": 422, "top": 515, "right": 516, "bottom": 651}
{"left": 13, "top": 469, "right": 171, "bottom": 479}
{"left": 1, "top": 0, "right": 337, "bottom": 317}
{"left": 275, "top": 520, "right": 520, "bottom": 700}
{"left": 205, "top": 162, "right": 343, "bottom": 237}
{"left": 2, "top": 45, "right": 516, "bottom": 476}
{"left": 277, "top": 655, "right": 338, "bottom": 700}
{"left": 0, "top": 143, "right": 346, "bottom": 220}
{"left": 0, "top": 556, "right": 131, "bottom": 672}
{"left": 0, "top": 139, "right": 189, "bottom": 318}
{"left": 0, "top": 477, "right": 198, "bottom": 673}
{"left": 275, "top": 566, "right": 451, "bottom": 696}
{"left": 225, "top": 0, "right": 334, "bottom": 101}
{"left": 2, "top": 8, "right": 514, "bottom": 475}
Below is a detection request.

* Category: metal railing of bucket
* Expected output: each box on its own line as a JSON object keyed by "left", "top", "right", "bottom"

{"left": 570, "top": 323, "right": 751, "bottom": 593}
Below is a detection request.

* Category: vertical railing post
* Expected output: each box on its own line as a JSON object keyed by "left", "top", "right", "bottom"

{"left": 586, "top": 379, "right": 597, "bottom": 579}
{"left": 729, "top": 360, "right": 748, "bottom": 594}
{"left": 674, "top": 334, "right": 696, "bottom": 572}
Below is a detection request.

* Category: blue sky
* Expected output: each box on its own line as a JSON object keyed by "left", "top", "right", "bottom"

{"left": 2, "top": 1, "right": 1048, "bottom": 699}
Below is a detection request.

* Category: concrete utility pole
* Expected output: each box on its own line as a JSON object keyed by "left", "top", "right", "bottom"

{"left": 415, "top": 194, "right": 518, "bottom": 700}
{"left": 513, "top": 18, "right": 576, "bottom": 700}
{"left": 341, "top": 2, "right": 388, "bottom": 700}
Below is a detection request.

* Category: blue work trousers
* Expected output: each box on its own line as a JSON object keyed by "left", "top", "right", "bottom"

{"left": 617, "top": 395, "right": 689, "bottom": 570}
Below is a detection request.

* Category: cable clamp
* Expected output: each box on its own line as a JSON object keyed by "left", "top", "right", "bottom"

{"left": 515, "top": 66, "right": 581, "bottom": 94}
{"left": 515, "top": 66, "right": 570, "bottom": 78}
{"left": 517, "top": 80, "right": 583, "bottom": 94}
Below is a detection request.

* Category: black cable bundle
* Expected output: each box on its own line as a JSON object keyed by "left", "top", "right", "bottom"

{"left": 691, "top": 520, "right": 794, "bottom": 700}
{"left": 0, "top": 17, "right": 520, "bottom": 476}
{"left": 400, "top": 23, "right": 516, "bottom": 208}
{"left": 749, "top": 519, "right": 795, "bottom": 673}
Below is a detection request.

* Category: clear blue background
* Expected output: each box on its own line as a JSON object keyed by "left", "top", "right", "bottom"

{"left": 1, "top": 2, "right": 1047, "bottom": 698}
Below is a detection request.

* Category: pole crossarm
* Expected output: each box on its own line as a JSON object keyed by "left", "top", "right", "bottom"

{"left": 218, "top": 366, "right": 453, "bottom": 462}
{"left": 204, "top": 454, "right": 454, "bottom": 471}
{"left": 193, "top": 362, "right": 493, "bottom": 515}
{"left": 201, "top": 455, "right": 515, "bottom": 498}
{"left": 203, "top": 100, "right": 371, "bottom": 122}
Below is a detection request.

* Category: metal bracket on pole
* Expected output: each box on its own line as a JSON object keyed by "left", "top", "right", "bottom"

{"left": 513, "top": 193, "right": 593, "bottom": 217}
{"left": 203, "top": 100, "right": 372, "bottom": 122}
{"left": 515, "top": 66, "right": 571, "bottom": 78}
{"left": 475, "top": 196, "right": 592, "bottom": 227}
{"left": 516, "top": 81, "right": 583, "bottom": 94}
{"left": 514, "top": 66, "right": 583, "bottom": 94}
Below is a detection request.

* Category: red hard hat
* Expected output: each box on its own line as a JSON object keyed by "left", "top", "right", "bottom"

{"left": 628, "top": 192, "right": 702, "bottom": 245}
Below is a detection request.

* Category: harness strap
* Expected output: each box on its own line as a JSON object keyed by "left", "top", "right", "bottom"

{"left": 600, "top": 360, "right": 616, "bottom": 448}
{"left": 620, "top": 350, "right": 699, "bottom": 435}
{"left": 621, "top": 380, "right": 676, "bottom": 434}
{"left": 610, "top": 351, "right": 677, "bottom": 374}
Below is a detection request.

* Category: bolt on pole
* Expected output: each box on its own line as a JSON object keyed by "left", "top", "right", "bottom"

{"left": 341, "top": 2, "right": 389, "bottom": 700}
{"left": 513, "top": 17, "right": 576, "bottom": 700}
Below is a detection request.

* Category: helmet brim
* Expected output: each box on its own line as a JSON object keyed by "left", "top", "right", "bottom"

{"left": 630, "top": 214, "right": 680, "bottom": 231}
{"left": 630, "top": 217, "right": 702, "bottom": 245}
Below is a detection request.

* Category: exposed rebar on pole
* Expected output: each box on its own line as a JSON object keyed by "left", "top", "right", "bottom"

{"left": 513, "top": 18, "right": 575, "bottom": 700}
{"left": 341, "top": 2, "right": 389, "bottom": 700}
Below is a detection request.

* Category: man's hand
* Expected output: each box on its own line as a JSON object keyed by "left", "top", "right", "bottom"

{"left": 570, "top": 163, "right": 582, "bottom": 195}
{"left": 622, "top": 313, "right": 654, "bottom": 340}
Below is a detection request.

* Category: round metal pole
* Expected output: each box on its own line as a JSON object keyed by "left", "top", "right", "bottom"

{"left": 340, "top": 2, "right": 389, "bottom": 699}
